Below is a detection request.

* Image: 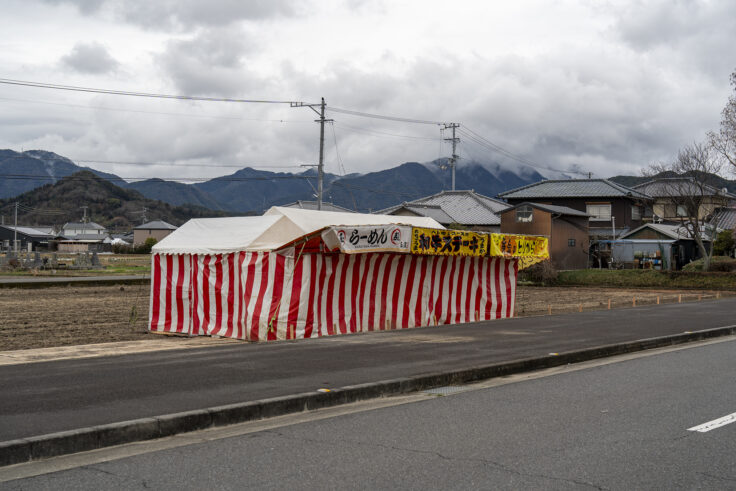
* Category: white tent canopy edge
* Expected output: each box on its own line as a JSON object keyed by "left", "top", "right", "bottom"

{"left": 152, "top": 206, "right": 444, "bottom": 255}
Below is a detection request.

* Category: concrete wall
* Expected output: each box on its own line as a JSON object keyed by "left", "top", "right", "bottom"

{"left": 134, "top": 229, "right": 173, "bottom": 246}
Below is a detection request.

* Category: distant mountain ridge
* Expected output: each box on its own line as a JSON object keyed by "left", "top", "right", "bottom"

{"left": 0, "top": 170, "right": 232, "bottom": 232}
{"left": 0, "top": 149, "right": 545, "bottom": 214}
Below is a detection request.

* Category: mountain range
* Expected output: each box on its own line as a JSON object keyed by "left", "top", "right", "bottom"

{"left": 0, "top": 150, "right": 544, "bottom": 214}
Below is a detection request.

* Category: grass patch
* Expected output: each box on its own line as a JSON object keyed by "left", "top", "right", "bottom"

{"left": 556, "top": 269, "right": 736, "bottom": 290}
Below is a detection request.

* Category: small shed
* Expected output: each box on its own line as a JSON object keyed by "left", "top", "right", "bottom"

{"left": 500, "top": 202, "right": 589, "bottom": 270}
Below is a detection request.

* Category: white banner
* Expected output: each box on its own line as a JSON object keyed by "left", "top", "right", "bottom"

{"left": 321, "top": 225, "right": 411, "bottom": 253}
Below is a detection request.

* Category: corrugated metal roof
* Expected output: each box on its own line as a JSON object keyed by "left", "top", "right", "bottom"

{"left": 499, "top": 179, "right": 650, "bottom": 199}
{"left": 620, "top": 223, "right": 710, "bottom": 241}
{"left": 0, "top": 225, "right": 54, "bottom": 237}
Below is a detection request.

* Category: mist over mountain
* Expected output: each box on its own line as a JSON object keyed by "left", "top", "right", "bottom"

{"left": 1, "top": 149, "right": 545, "bottom": 215}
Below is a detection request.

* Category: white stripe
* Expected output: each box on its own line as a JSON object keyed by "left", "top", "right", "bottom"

{"left": 430, "top": 256, "right": 442, "bottom": 323}
{"left": 489, "top": 258, "right": 498, "bottom": 320}
{"left": 480, "top": 257, "right": 489, "bottom": 320}
{"left": 395, "top": 256, "right": 409, "bottom": 329}
{"left": 372, "top": 255, "right": 389, "bottom": 330}
{"left": 508, "top": 259, "right": 517, "bottom": 318}
{"left": 246, "top": 252, "right": 263, "bottom": 340}
{"left": 688, "top": 412, "right": 736, "bottom": 433}
{"left": 407, "top": 256, "right": 422, "bottom": 328}
{"left": 277, "top": 255, "right": 295, "bottom": 339}
{"left": 182, "top": 254, "right": 192, "bottom": 335}
{"left": 460, "top": 257, "right": 471, "bottom": 323}
{"left": 361, "top": 254, "right": 378, "bottom": 331}
{"left": 498, "top": 258, "right": 507, "bottom": 318}
{"left": 259, "top": 253, "right": 276, "bottom": 340}
{"left": 319, "top": 256, "right": 333, "bottom": 337}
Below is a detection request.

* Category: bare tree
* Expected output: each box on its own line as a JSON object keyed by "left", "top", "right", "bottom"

{"left": 645, "top": 142, "right": 725, "bottom": 271}
{"left": 709, "top": 69, "right": 736, "bottom": 169}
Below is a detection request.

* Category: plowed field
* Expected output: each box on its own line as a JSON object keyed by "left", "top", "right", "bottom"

{"left": 0, "top": 283, "right": 731, "bottom": 351}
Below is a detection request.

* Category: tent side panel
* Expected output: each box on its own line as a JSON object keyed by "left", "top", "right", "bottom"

{"left": 258, "top": 253, "right": 518, "bottom": 341}
{"left": 149, "top": 253, "right": 193, "bottom": 334}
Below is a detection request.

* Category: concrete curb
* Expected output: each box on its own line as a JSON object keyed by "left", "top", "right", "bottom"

{"left": 2, "top": 325, "right": 735, "bottom": 467}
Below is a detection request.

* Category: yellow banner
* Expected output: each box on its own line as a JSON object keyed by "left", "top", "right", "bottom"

{"left": 411, "top": 228, "right": 488, "bottom": 256}
{"left": 489, "top": 234, "right": 548, "bottom": 269}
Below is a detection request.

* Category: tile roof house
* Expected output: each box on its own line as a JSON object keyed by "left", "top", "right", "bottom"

{"left": 499, "top": 179, "right": 651, "bottom": 239}
{"left": 134, "top": 220, "right": 178, "bottom": 246}
{"left": 282, "top": 200, "right": 355, "bottom": 213}
{"left": 714, "top": 207, "right": 736, "bottom": 231}
{"left": 378, "top": 190, "right": 509, "bottom": 232}
{"left": 631, "top": 177, "right": 736, "bottom": 222}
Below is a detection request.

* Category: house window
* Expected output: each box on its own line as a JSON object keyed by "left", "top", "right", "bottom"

{"left": 676, "top": 205, "right": 688, "bottom": 217}
{"left": 631, "top": 205, "right": 642, "bottom": 221}
{"left": 568, "top": 238, "right": 576, "bottom": 247}
{"left": 586, "top": 203, "right": 611, "bottom": 221}
{"left": 516, "top": 205, "right": 533, "bottom": 223}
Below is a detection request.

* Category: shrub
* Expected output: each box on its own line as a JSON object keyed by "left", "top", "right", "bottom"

{"left": 713, "top": 230, "right": 735, "bottom": 257}
{"left": 520, "top": 260, "right": 558, "bottom": 285}
{"left": 134, "top": 237, "right": 157, "bottom": 254}
{"left": 682, "top": 256, "right": 736, "bottom": 272}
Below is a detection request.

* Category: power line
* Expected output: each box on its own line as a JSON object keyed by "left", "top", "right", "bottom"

{"left": 333, "top": 121, "right": 440, "bottom": 141}
{"left": 0, "top": 95, "right": 314, "bottom": 124}
{"left": 0, "top": 78, "right": 309, "bottom": 105}
{"left": 327, "top": 106, "right": 443, "bottom": 125}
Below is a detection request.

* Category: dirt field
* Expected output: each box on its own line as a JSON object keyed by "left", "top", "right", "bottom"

{"left": 0, "top": 283, "right": 732, "bottom": 351}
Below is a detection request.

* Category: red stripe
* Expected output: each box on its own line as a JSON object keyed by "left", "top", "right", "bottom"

{"left": 349, "top": 255, "right": 362, "bottom": 333}
{"left": 163, "top": 254, "right": 173, "bottom": 330}
{"left": 504, "top": 259, "right": 513, "bottom": 318}
{"left": 213, "top": 255, "right": 224, "bottom": 334}
{"left": 335, "top": 255, "right": 350, "bottom": 334}
{"left": 414, "top": 256, "right": 428, "bottom": 327}
{"left": 426, "top": 257, "right": 439, "bottom": 322}
{"left": 202, "top": 255, "right": 211, "bottom": 333}
{"left": 454, "top": 256, "right": 466, "bottom": 323}
{"left": 434, "top": 257, "right": 449, "bottom": 323}
{"left": 249, "top": 252, "right": 269, "bottom": 341}
{"left": 150, "top": 255, "right": 162, "bottom": 330}
{"left": 287, "top": 255, "right": 304, "bottom": 339}
{"left": 390, "top": 254, "right": 406, "bottom": 330}
{"left": 317, "top": 255, "right": 328, "bottom": 337}
{"left": 234, "top": 252, "right": 244, "bottom": 339}
{"left": 379, "top": 255, "right": 395, "bottom": 330}
{"left": 357, "top": 254, "right": 371, "bottom": 332}
{"left": 224, "top": 254, "right": 235, "bottom": 338}
{"left": 464, "top": 256, "right": 474, "bottom": 323}
{"left": 474, "top": 257, "right": 483, "bottom": 322}
{"left": 444, "top": 256, "right": 458, "bottom": 324}
{"left": 175, "top": 255, "right": 185, "bottom": 333}
{"left": 494, "top": 258, "right": 503, "bottom": 319}
{"left": 242, "top": 253, "right": 257, "bottom": 340}
{"left": 325, "top": 255, "right": 337, "bottom": 336}
{"left": 191, "top": 255, "right": 199, "bottom": 335}
{"left": 402, "top": 255, "right": 418, "bottom": 329}
{"left": 304, "top": 255, "right": 318, "bottom": 338}
{"left": 367, "top": 254, "right": 382, "bottom": 331}
{"left": 267, "top": 253, "right": 285, "bottom": 341}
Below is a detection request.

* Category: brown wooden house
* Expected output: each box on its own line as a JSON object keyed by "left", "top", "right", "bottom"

{"left": 498, "top": 179, "right": 651, "bottom": 240}
{"left": 500, "top": 202, "right": 590, "bottom": 270}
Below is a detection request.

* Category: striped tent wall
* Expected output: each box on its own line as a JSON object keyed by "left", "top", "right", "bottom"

{"left": 149, "top": 252, "right": 518, "bottom": 341}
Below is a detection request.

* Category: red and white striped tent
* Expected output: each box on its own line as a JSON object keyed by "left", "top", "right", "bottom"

{"left": 149, "top": 207, "right": 519, "bottom": 342}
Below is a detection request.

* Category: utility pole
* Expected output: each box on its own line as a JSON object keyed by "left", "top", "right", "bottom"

{"left": 444, "top": 123, "right": 460, "bottom": 190}
{"left": 13, "top": 202, "right": 18, "bottom": 252}
{"left": 81, "top": 205, "right": 88, "bottom": 237}
{"left": 141, "top": 207, "right": 148, "bottom": 224}
{"left": 291, "top": 98, "right": 331, "bottom": 210}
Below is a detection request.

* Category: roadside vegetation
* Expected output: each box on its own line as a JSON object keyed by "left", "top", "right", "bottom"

{"left": 555, "top": 268, "right": 736, "bottom": 290}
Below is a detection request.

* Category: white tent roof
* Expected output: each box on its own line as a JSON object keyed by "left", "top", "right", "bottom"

{"left": 153, "top": 206, "right": 443, "bottom": 255}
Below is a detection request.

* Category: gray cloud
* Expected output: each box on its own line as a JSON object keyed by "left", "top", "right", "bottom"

{"left": 43, "top": 0, "right": 299, "bottom": 30}
{"left": 60, "top": 42, "right": 119, "bottom": 74}
{"left": 156, "top": 27, "right": 263, "bottom": 96}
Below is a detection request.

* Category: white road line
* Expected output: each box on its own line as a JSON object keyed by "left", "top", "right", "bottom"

{"left": 688, "top": 412, "right": 736, "bottom": 433}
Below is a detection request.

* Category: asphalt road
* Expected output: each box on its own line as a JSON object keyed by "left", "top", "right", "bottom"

{"left": 4, "top": 336, "right": 736, "bottom": 489}
{"left": 1, "top": 298, "right": 735, "bottom": 442}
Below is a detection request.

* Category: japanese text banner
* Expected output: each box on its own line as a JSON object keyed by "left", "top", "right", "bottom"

{"left": 321, "top": 225, "right": 411, "bottom": 253}
{"left": 489, "top": 234, "right": 549, "bottom": 269}
{"left": 411, "top": 228, "right": 488, "bottom": 256}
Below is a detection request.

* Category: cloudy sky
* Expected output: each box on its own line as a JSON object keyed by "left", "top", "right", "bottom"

{"left": 1, "top": 0, "right": 734, "bottom": 182}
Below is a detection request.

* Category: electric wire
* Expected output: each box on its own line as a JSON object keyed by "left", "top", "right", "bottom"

{"left": 0, "top": 78, "right": 306, "bottom": 105}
